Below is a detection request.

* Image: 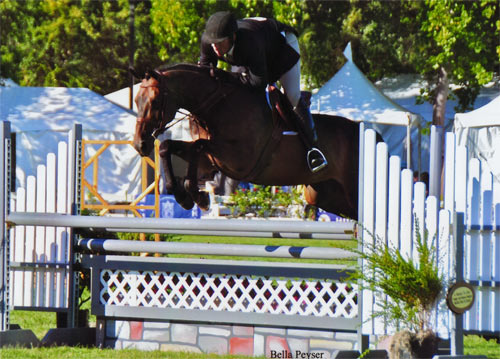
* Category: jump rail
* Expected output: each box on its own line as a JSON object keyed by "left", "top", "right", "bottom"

{"left": 6, "top": 212, "right": 355, "bottom": 237}
{"left": 77, "top": 238, "right": 354, "bottom": 260}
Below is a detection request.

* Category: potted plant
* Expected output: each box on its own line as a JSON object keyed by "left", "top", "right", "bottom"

{"left": 349, "top": 222, "right": 444, "bottom": 359}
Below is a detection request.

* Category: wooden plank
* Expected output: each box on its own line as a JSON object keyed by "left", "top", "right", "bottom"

{"left": 455, "top": 146, "right": 468, "bottom": 214}
{"left": 25, "top": 175, "right": 36, "bottom": 307}
{"left": 361, "top": 129, "right": 376, "bottom": 335}
{"left": 375, "top": 143, "right": 388, "bottom": 243}
{"left": 479, "top": 170, "right": 493, "bottom": 332}
{"left": 46, "top": 153, "right": 57, "bottom": 307}
{"left": 494, "top": 181, "right": 500, "bottom": 333}
{"left": 82, "top": 143, "right": 109, "bottom": 170}
{"left": 35, "top": 165, "right": 47, "bottom": 307}
{"left": 413, "top": 182, "right": 426, "bottom": 264}
{"left": 425, "top": 195, "right": 438, "bottom": 332}
{"left": 437, "top": 209, "right": 451, "bottom": 339}
{"left": 465, "top": 158, "right": 480, "bottom": 331}
{"left": 429, "top": 125, "right": 443, "bottom": 198}
{"left": 387, "top": 156, "right": 401, "bottom": 250}
{"left": 82, "top": 139, "right": 133, "bottom": 145}
{"left": 385, "top": 156, "right": 401, "bottom": 335}
{"left": 444, "top": 133, "right": 456, "bottom": 213}
{"left": 374, "top": 142, "right": 388, "bottom": 335}
{"left": 400, "top": 169, "right": 413, "bottom": 260}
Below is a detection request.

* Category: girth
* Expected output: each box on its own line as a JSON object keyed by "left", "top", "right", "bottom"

{"left": 239, "top": 86, "right": 292, "bottom": 182}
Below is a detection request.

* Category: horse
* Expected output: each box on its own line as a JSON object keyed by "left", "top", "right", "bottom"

{"left": 172, "top": 113, "right": 239, "bottom": 196}
{"left": 131, "top": 64, "right": 360, "bottom": 219}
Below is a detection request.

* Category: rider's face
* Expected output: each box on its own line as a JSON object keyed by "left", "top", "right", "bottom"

{"left": 211, "top": 36, "right": 233, "bottom": 57}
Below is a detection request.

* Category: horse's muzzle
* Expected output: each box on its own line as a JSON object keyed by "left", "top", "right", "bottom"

{"left": 134, "top": 140, "right": 153, "bottom": 157}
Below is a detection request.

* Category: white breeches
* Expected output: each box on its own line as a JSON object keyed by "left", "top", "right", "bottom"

{"left": 279, "top": 32, "right": 301, "bottom": 108}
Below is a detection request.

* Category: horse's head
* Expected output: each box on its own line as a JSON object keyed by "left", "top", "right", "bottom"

{"left": 131, "top": 68, "right": 178, "bottom": 156}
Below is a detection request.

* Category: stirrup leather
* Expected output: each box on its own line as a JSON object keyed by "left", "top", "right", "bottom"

{"left": 307, "top": 148, "right": 328, "bottom": 173}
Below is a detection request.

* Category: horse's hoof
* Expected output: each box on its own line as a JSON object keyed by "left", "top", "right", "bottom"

{"left": 174, "top": 190, "right": 194, "bottom": 210}
{"left": 196, "top": 192, "right": 210, "bottom": 211}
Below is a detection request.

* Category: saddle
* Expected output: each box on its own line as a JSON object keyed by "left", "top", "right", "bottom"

{"left": 267, "top": 86, "right": 312, "bottom": 138}
{"left": 240, "top": 86, "right": 310, "bottom": 181}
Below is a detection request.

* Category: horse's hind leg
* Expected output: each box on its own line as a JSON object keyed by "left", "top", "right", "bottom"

{"left": 305, "top": 180, "right": 358, "bottom": 220}
{"left": 159, "top": 140, "right": 194, "bottom": 210}
{"left": 183, "top": 139, "right": 211, "bottom": 211}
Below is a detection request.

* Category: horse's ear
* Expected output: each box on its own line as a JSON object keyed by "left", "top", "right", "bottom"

{"left": 129, "top": 66, "right": 142, "bottom": 79}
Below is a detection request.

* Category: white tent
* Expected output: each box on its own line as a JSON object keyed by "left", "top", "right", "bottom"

{"left": 376, "top": 74, "right": 500, "bottom": 131}
{"left": 105, "top": 83, "right": 141, "bottom": 113}
{"left": 0, "top": 86, "right": 142, "bottom": 201}
{"left": 105, "top": 84, "right": 193, "bottom": 141}
{"left": 455, "top": 95, "right": 500, "bottom": 194}
{"left": 311, "top": 43, "right": 424, "bottom": 171}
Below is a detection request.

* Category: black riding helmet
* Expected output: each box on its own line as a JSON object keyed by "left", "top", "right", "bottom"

{"left": 202, "top": 11, "right": 237, "bottom": 44}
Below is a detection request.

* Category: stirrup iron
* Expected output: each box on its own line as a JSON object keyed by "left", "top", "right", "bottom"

{"left": 307, "top": 148, "right": 328, "bottom": 173}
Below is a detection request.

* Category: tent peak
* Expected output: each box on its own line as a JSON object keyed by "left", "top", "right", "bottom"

{"left": 343, "top": 42, "right": 353, "bottom": 62}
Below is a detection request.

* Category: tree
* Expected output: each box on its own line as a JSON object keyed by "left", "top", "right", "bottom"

{"left": 2, "top": 0, "right": 497, "bottom": 104}
{"left": 1, "top": 0, "right": 162, "bottom": 95}
{"left": 342, "top": 1, "right": 420, "bottom": 79}
{"left": 417, "top": 0, "right": 499, "bottom": 124}
{"left": 298, "top": 1, "right": 349, "bottom": 89}
{"left": 0, "top": 1, "right": 43, "bottom": 84}
{"left": 149, "top": 0, "right": 289, "bottom": 65}
{"left": 343, "top": 0, "right": 499, "bottom": 125}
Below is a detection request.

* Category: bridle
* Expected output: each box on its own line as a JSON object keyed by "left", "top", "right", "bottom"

{"left": 139, "top": 81, "right": 175, "bottom": 139}
{"left": 138, "top": 69, "right": 233, "bottom": 139}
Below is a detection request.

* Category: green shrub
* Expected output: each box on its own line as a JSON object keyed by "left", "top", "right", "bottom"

{"left": 228, "top": 185, "right": 309, "bottom": 218}
{"left": 349, "top": 221, "right": 444, "bottom": 332}
{"left": 115, "top": 231, "right": 180, "bottom": 242}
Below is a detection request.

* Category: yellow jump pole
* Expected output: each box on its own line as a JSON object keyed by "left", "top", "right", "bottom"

{"left": 154, "top": 140, "right": 161, "bottom": 243}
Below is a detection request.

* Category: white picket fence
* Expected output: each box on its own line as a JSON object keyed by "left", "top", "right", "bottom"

{"left": 360, "top": 128, "right": 500, "bottom": 338}
{"left": 8, "top": 141, "right": 74, "bottom": 309}
{"left": 443, "top": 132, "right": 500, "bottom": 335}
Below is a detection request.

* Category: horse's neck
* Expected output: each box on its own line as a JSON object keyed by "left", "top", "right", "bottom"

{"left": 168, "top": 69, "right": 220, "bottom": 115}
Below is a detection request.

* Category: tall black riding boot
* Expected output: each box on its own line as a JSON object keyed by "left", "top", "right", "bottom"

{"left": 294, "top": 98, "right": 328, "bottom": 173}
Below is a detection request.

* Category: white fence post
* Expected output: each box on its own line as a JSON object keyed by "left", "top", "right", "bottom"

{"left": 374, "top": 142, "right": 388, "bottom": 335}
{"left": 361, "top": 129, "right": 376, "bottom": 336}
{"left": 429, "top": 125, "right": 443, "bottom": 198}
{"left": 400, "top": 169, "right": 413, "bottom": 260}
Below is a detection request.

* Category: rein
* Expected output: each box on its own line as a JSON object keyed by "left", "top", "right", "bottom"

{"left": 142, "top": 68, "right": 232, "bottom": 138}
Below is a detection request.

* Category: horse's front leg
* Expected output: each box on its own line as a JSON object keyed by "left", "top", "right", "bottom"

{"left": 159, "top": 139, "right": 195, "bottom": 210}
{"left": 183, "top": 139, "right": 211, "bottom": 211}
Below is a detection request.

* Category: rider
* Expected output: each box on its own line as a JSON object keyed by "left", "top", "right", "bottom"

{"left": 198, "top": 11, "right": 327, "bottom": 173}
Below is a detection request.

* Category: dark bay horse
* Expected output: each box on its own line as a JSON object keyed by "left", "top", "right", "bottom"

{"left": 132, "top": 64, "right": 360, "bottom": 219}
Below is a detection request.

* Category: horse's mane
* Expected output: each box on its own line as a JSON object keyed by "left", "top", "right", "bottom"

{"left": 157, "top": 63, "right": 213, "bottom": 76}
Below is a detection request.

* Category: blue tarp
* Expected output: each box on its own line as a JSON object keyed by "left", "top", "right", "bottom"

{"left": 138, "top": 194, "right": 201, "bottom": 219}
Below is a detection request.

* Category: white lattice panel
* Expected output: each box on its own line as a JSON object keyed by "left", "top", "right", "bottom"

{"left": 99, "top": 270, "right": 357, "bottom": 318}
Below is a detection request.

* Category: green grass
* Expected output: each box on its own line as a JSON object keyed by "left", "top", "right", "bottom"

{"left": 165, "top": 234, "right": 357, "bottom": 265}
{"left": 464, "top": 335, "right": 500, "bottom": 358}
{"left": 0, "top": 347, "right": 261, "bottom": 359}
